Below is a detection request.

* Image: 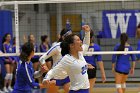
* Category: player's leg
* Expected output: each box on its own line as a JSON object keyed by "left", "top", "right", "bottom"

{"left": 3, "top": 64, "right": 11, "bottom": 92}
{"left": 115, "top": 72, "right": 123, "bottom": 93}
{"left": 8, "top": 63, "right": 14, "bottom": 91}
{"left": 87, "top": 67, "right": 97, "bottom": 93}
{"left": 89, "top": 78, "right": 96, "bottom": 93}
{"left": 121, "top": 74, "right": 128, "bottom": 93}
{"left": 63, "top": 82, "right": 70, "bottom": 93}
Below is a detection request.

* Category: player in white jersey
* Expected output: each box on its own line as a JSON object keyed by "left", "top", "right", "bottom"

{"left": 43, "top": 25, "right": 90, "bottom": 93}
{"left": 39, "top": 28, "right": 72, "bottom": 93}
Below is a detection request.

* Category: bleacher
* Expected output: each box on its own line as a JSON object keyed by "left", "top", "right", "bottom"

{"left": 95, "top": 38, "right": 140, "bottom": 82}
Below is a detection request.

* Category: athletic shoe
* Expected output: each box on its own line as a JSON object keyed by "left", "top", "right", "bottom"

{"left": 8, "top": 86, "right": 13, "bottom": 92}
{"left": 3, "top": 87, "right": 9, "bottom": 93}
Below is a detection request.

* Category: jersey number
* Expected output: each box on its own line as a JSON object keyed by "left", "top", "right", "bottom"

{"left": 81, "top": 65, "right": 87, "bottom": 75}
{"left": 85, "top": 48, "right": 94, "bottom": 56}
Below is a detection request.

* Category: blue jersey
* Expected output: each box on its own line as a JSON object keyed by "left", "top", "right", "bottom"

{"left": 12, "top": 45, "right": 19, "bottom": 62}
{"left": 13, "top": 61, "right": 39, "bottom": 92}
{"left": 40, "top": 44, "right": 51, "bottom": 52}
{"left": 112, "top": 44, "right": 135, "bottom": 73}
{"left": 84, "top": 43, "right": 102, "bottom": 67}
{"left": 32, "top": 44, "right": 39, "bottom": 59}
{"left": 2, "top": 43, "right": 13, "bottom": 61}
{"left": 136, "top": 40, "right": 140, "bottom": 59}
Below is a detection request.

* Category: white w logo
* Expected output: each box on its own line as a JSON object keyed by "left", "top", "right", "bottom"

{"left": 106, "top": 13, "right": 131, "bottom": 38}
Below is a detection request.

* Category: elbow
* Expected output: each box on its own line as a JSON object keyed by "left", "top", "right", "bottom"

{"left": 39, "top": 57, "right": 46, "bottom": 65}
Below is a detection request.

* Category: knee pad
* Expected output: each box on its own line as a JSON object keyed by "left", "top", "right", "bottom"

{"left": 9, "top": 74, "right": 13, "bottom": 80}
{"left": 5, "top": 73, "right": 11, "bottom": 80}
{"left": 116, "top": 84, "right": 122, "bottom": 89}
{"left": 121, "top": 83, "right": 126, "bottom": 88}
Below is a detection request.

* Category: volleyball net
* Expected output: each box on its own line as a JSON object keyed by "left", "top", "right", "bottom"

{"left": 0, "top": 0, "right": 140, "bottom": 81}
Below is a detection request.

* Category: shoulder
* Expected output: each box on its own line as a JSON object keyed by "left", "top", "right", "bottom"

{"left": 51, "top": 42, "right": 61, "bottom": 50}
{"left": 61, "top": 54, "right": 75, "bottom": 64}
{"left": 3, "top": 43, "right": 7, "bottom": 46}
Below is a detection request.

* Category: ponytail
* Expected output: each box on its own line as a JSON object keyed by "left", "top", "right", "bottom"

{"left": 117, "top": 33, "right": 128, "bottom": 51}
{"left": 20, "top": 52, "right": 29, "bottom": 62}
{"left": 60, "top": 41, "right": 70, "bottom": 56}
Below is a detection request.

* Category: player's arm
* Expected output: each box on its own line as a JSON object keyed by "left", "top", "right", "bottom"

{"left": 39, "top": 45, "right": 58, "bottom": 65}
{"left": 43, "top": 59, "right": 69, "bottom": 83}
{"left": 82, "top": 25, "right": 90, "bottom": 53}
{"left": 24, "top": 63, "right": 46, "bottom": 89}
{"left": 97, "top": 46, "right": 106, "bottom": 83}
{"left": 130, "top": 46, "right": 136, "bottom": 75}
{"left": 112, "top": 45, "right": 117, "bottom": 73}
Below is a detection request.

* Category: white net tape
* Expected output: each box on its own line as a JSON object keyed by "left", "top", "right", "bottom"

{"left": 0, "top": 51, "right": 139, "bottom": 57}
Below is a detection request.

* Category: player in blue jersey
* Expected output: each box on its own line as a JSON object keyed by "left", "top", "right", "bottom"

{"left": 40, "top": 35, "right": 52, "bottom": 70}
{"left": 136, "top": 23, "right": 140, "bottom": 60}
{"left": 2, "top": 33, "right": 15, "bottom": 92}
{"left": 28, "top": 34, "right": 39, "bottom": 71}
{"left": 12, "top": 42, "right": 46, "bottom": 93}
{"left": 112, "top": 33, "right": 135, "bottom": 93}
{"left": 84, "top": 31, "right": 106, "bottom": 93}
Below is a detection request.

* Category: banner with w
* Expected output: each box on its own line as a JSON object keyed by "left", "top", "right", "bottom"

{"left": 102, "top": 10, "right": 140, "bottom": 38}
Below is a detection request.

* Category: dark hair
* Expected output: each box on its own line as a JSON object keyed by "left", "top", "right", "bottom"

{"left": 58, "top": 28, "right": 70, "bottom": 42}
{"left": 41, "top": 35, "right": 48, "bottom": 43}
{"left": 20, "top": 42, "right": 34, "bottom": 62}
{"left": 136, "top": 23, "right": 140, "bottom": 39}
{"left": 138, "top": 23, "right": 140, "bottom": 28}
{"left": 90, "top": 30, "right": 94, "bottom": 43}
{"left": 60, "top": 34, "right": 76, "bottom": 56}
{"left": 117, "top": 33, "right": 128, "bottom": 51}
{"left": 2, "top": 33, "right": 11, "bottom": 44}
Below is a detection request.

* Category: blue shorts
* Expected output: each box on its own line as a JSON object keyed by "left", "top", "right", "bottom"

{"left": 12, "top": 89, "right": 32, "bottom": 93}
{"left": 55, "top": 76, "right": 70, "bottom": 86}
{"left": 69, "top": 89, "right": 89, "bottom": 93}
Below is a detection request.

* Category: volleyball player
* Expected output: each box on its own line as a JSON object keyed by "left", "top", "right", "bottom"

{"left": 12, "top": 42, "right": 46, "bottom": 93}
{"left": 112, "top": 33, "right": 135, "bottom": 93}
{"left": 39, "top": 28, "right": 72, "bottom": 93}
{"left": 40, "top": 35, "right": 52, "bottom": 70}
{"left": 2, "top": 33, "right": 14, "bottom": 92}
{"left": 84, "top": 31, "right": 106, "bottom": 93}
{"left": 43, "top": 25, "right": 90, "bottom": 93}
{"left": 136, "top": 23, "right": 140, "bottom": 60}
{"left": 28, "top": 34, "right": 39, "bottom": 71}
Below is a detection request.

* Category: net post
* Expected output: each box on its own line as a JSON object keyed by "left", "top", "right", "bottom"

{"left": 14, "top": 3, "right": 20, "bottom": 54}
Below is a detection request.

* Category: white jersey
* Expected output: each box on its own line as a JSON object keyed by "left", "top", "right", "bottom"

{"left": 39, "top": 42, "right": 61, "bottom": 67}
{"left": 39, "top": 42, "right": 67, "bottom": 79}
{"left": 44, "top": 31, "right": 90, "bottom": 90}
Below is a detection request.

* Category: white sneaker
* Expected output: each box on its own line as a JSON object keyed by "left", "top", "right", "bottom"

{"left": 3, "top": 87, "right": 9, "bottom": 93}
{"left": 8, "top": 86, "right": 13, "bottom": 92}
{"left": 0, "top": 89, "right": 4, "bottom": 93}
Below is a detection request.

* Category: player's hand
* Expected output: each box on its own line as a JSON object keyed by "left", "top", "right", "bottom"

{"left": 87, "top": 64, "right": 95, "bottom": 69}
{"left": 39, "top": 83, "right": 48, "bottom": 88}
{"left": 49, "top": 80, "right": 56, "bottom": 86}
{"left": 112, "top": 68, "right": 115, "bottom": 75}
{"left": 42, "top": 79, "right": 50, "bottom": 87}
{"left": 82, "top": 25, "right": 90, "bottom": 32}
{"left": 130, "top": 68, "right": 135, "bottom": 76}
{"left": 101, "top": 74, "right": 106, "bottom": 83}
